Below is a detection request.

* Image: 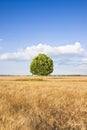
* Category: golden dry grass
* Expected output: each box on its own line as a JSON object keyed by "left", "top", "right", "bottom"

{"left": 0, "top": 76, "right": 87, "bottom": 130}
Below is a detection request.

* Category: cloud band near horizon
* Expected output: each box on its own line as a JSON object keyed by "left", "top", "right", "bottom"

{"left": 0, "top": 42, "right": 85, "bottom": 61}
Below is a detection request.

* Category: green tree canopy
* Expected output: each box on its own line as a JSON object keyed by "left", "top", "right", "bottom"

{"left": 30, "top": 54, "right": 53, "bottom": 76}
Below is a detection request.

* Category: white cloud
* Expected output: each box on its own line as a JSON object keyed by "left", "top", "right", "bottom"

{"left": 78, "top": 64, "right": 87, "bottom": 70}
{"left": 56, "top": 42, "right": 84, "bottom": 54}
{"left": 0, "top": 42, "right": 85, "bottom": 60}
{"left": 82, "top": 58, "right": 87, "bottom": 63}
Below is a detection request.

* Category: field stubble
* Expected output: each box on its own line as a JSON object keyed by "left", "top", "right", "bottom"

{"left": 0, "top": 76, "right": 87, "bottom": 130}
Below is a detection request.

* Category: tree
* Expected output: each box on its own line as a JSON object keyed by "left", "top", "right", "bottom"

{"left": 30, "top": 54, "right": 53, "bottom": 76}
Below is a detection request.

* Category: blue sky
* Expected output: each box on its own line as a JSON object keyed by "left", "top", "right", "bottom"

{"left": 0, "top": 0, "right": 87, "bottom": 75}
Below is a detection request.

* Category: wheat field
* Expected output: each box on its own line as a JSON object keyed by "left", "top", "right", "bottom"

{"left": 0, "top": 76, "right": 87, "bottom": 130}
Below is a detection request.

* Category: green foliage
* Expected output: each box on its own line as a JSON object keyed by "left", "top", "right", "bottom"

{"left": 30, "top": 54, "right": 53, "bottom": 76}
